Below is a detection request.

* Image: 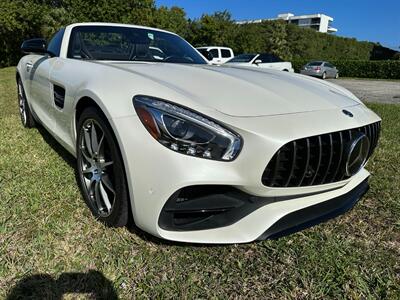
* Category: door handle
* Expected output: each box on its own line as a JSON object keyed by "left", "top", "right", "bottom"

{"left": 26, "top": 62, "right": 33, "bottom": 72}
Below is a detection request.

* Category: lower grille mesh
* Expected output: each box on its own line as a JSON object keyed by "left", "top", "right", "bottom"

{"left": 262, "top": 122, "right": 381, "bottom": 187}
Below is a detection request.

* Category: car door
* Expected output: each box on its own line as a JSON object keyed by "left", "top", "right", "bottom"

{"left": 220, "top": 48, "right": 233, "bottom": 64}
{"left": 28, "top": 55, "right": 56, "bottom": 130}
{"left": 209, "top": 48, "right": 221, "bottom": 65}
{"left": 329, "top": 63, "right": 337, "bottom": 77}
{"left": 252, "top": 54, "right": 266, "bottom": 68}
{"left": 45, "top": 29, "right": 77, "bottom": 149}
{"left": 325, "top": 63, "right": 334, "bottom": 77}
{"left": 255, "top": 54, "right": 276, "bottom": 69}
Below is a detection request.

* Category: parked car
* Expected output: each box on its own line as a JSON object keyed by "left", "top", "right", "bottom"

{"left": 17, "top": 23, "right": 381, "bottom": 244}
{"left": 196, "top": 46, "right": 234, "bottom": 64}
{"left": 226, "top": 53, "right": 294, "bottom": 72}
{"left": 301, "top": 61, "right": 339, "bottom": 79}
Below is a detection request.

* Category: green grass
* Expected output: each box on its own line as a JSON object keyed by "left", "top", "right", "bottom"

{"left": 0, "top": 66, "right": 399, "bottom": 299}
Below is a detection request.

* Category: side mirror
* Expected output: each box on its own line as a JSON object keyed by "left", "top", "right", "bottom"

{"left": 254, "top": 59, "right": 262, "bottom": 65}
{"left": 21, "top": 38, "right": 48, "bottom": 55}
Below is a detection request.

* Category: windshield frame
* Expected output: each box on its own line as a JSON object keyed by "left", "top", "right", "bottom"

{"left": 67, "top": 25, "right": 208, "bottom": 65}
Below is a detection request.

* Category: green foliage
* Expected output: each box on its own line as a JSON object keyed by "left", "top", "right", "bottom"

{"left": 286, "top": 24, "right": 374, "bottom": 61}
{"left": 333, "top": 60, "right": 400, "bottom": 79}
{"left": 0, "top": 0, "right": 49, "bottom": 67}
{"left": 152, "top": 6, "right": 188, "bottom": 38}
{"left": 0, "top": 0, "right": 399, "bottom": 78}
{"left": 188, "top": 11, "right": 237, "bottom": 48}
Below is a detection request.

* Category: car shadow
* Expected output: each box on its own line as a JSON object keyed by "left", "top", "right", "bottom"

{"left": 6, "top": 270, "right": 118, "bottom": 299}
{"left": 36, "top": 125, "right": 76, "bottom": 169}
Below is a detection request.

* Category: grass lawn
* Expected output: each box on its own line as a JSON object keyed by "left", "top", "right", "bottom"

{"left": 0, "top": 66, "right": 399, "bottom": 299}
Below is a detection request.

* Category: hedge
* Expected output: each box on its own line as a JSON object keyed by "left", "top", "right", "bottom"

{"left": 292, "top": 60, "right": 400, "bottom": 79}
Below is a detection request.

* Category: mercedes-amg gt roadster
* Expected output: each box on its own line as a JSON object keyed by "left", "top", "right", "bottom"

{"left": 17, "top": 23, "right": 381, "bottom": 243}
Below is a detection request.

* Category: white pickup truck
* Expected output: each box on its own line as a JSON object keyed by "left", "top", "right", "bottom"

{"left": 226, "top": 53, "right": 294, "bottom": 72}
{"left": 196, "top": 46, "right": 234, "bottom": 65}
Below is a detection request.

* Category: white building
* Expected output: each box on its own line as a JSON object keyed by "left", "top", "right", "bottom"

{"left": 237, "top": 13, "right": 338, "bottom": 33}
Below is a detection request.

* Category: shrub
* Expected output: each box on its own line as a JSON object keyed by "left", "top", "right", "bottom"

{"left": 292, "top": 60, "right": 400, "bottom": 79}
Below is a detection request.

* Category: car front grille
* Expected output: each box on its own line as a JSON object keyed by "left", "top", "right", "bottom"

{"left": 262, "top": 122, "right": 381, "bottom": 187}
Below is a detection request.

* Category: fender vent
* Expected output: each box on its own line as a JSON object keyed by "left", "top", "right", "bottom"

{"left": 53, "top": 84, "right": 65, "bottom": 109}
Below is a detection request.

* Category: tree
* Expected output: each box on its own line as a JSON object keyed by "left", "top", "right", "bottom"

{"left": 152, "top": 6, "right": 189, "bottom": 38}
{"left": 189, "top": 11, "right": 237, "bottom": 48}
{"left": 0, "top": 0, "right": 49, "bottom": 67}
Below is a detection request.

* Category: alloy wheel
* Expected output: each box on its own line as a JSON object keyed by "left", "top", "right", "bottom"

{"left": 79, "top": 119, "right": 116, "bottom": 217}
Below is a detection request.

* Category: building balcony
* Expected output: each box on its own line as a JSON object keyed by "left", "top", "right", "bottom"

{"left": 327, "top": 26, "right": 338, "bottom": 33}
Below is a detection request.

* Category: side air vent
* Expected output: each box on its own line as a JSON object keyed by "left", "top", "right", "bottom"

{"left": 53, "top": 84, "right": 65, "bottom": 109}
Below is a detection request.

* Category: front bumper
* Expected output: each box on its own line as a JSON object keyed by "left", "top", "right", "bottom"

{"left": 258, "top": 177, "right": 369, "bottom": 240}
{"left": 111, "top": 105, "right": 379, "bottom": 244}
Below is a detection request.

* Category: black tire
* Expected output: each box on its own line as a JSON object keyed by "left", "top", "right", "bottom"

{"left": 322, "top": 72, "right": 327, "bottom": 80}
{"left": 17, "top": 78, "right": 36, "bottom": 128}
{"left": 76, "top": 107, "right": 129, "bottom": 227}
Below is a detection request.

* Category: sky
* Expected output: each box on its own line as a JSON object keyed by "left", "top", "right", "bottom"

{"left": 155, "top": 0, "right": 400, "bottom": 50}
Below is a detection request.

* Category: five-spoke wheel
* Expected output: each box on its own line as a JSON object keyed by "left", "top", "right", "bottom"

{"left": 77, "top": 107, "right": 129, "bottom": 227}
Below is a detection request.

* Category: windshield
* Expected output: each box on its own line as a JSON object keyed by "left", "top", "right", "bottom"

{"left": 67, "top": 25, "right": 207, "bottom": 64}
{"left": 227, "top": 54, "right": 257, "bottom": 63}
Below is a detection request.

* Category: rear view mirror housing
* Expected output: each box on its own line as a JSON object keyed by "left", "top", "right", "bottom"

{"left": 21, "top": 38, "right": 53, "bottom": 56}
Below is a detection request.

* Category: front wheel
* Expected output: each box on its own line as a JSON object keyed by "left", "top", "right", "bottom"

{"left": 335, "top": 73, "right": 339, "bottom": 79}
{"left": 76, "top": 107, "right": 129, "bottom": 227}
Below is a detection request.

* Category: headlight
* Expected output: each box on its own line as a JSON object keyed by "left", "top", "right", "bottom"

{"left": 133, "top": 95, "right": 242, "bottom": 161}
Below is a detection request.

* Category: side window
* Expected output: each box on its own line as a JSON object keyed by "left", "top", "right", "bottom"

{"left": 221, "top": 49, "right": 232, "bottom": 58}
{"left": 270, "top": 55, "right": 283, "bottom": 62}
{"left": 257, "top": 54, "right": 272, "bottom": 63}
{"left": 47, "top": 28, "right": 65, "bottom": 57}
{"left": 209, "top": 48, "right": 219, "bottom": 59}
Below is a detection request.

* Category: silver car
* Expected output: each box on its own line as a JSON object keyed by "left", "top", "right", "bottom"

{"left": 300, "top": 61, "right": 339, "bottom": 79}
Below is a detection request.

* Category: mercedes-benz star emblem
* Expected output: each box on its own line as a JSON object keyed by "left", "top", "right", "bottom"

{"left": 342, "top": 109, "right": 354, "bottom": 117}
{"left": 345, "top": 133, "right": 370, "bottom": 177}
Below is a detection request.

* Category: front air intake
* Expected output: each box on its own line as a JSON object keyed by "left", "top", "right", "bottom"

{"left": 262, "top": 122, "right": 381, "bottom": 187}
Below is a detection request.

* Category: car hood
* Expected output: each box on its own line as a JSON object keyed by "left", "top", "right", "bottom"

{"left": 108, "top": 62, "right": 360, "bottom": 117}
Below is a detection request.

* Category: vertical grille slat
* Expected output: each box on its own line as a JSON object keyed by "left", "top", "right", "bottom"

{"left": 298, "top": 138, "right": 311, "bottom": 186}
{"left": 309, "top": 136, "right": 322, "bottom": 185}
{"left": 368, "top": 124, "right": 375, "bottom": 156}
{"left": 321, "top": 134, "right": 334, "bottom": 183}
{"left": 262, "top": 122, "right": 381, "bottom": 187}
{"left": 270, "top": 149, "right": 282, "bottom": 187}
{"left": 284, "top": 141, "right": 297, "bottom": 187}
{"left": 332, "top": 131, "right": 344, "bottom": 182}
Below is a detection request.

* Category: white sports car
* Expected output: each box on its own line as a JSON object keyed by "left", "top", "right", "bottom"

{"left": 226, "top": 53, "right": 294, "bottom": 72}
{"left": 17, "top": 23, "right": 381, "bottom": 244}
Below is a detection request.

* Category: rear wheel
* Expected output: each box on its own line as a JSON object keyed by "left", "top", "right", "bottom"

{"left": 322, "top": 72, "right": 327, "bottom": 80}
{"left": 17, "top": 79, "right": 36, "bottom": 128}
{"left": 76, "top": 107, "right": 129, "bottom": 227}
{"left": 335, "top": 72, "right": 339, "bottom": 79}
